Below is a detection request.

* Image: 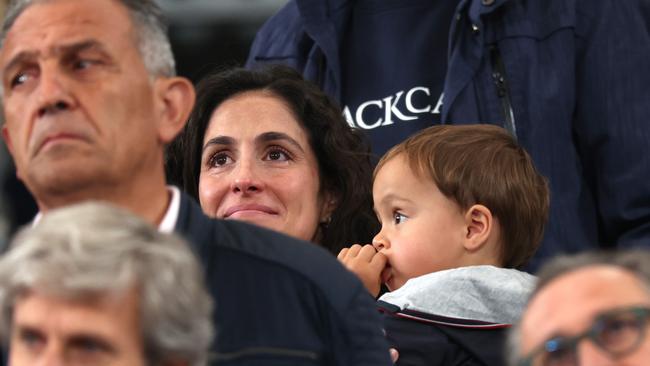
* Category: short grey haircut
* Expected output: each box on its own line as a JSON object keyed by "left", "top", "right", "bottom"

{"left": 0, "top": 202, "right": 214, "bottom": 366}
{"left": 0, "top": 0, "right": 176, "bottom": 77}
{"left": 506, "top": 250, "right": 650, "bottom": 366}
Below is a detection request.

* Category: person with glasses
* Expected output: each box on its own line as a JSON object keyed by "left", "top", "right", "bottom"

{"left": 508, "top": 250, "right": 650, "bottom": 366}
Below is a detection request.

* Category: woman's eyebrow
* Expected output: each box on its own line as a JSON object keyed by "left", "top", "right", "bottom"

{"left": 256, "top": 131, "right": 305, "bottom": 153}
{"left": 202, "top": 135, "right": 235, "bottom": 153}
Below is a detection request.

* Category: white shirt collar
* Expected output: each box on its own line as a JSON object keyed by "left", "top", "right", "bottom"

{"left": 158, "top": 186, "right": 180, "bottom": 233}
{"left": 32, "top": 186, "right": 181, "bottom": 232}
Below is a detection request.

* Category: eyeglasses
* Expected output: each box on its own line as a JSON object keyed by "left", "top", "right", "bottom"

{"left": 519, "top": 306, "right": 650, "bottom": 366}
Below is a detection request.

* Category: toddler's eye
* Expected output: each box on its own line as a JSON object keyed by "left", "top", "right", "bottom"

{"left": 393, "top": 211, "right": 408, "bottom": 224}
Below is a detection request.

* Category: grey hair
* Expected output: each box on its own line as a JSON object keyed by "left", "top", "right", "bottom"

{"left": 506, "top": 250, "right": 650, "bottom": 366}
{"left": 0, "top": 0, "right": 176, "bottom": 77}
{"left": 0, "top": 202, "right": 214, "bottom": 366}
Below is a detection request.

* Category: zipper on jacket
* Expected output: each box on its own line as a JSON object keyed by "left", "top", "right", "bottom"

{"left": 489, "top": 44, "right": 517, "bottom": 139}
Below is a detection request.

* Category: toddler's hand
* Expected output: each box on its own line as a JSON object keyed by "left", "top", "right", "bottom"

{"left": 337, "top": 244, "right": 386, "bottom": 297}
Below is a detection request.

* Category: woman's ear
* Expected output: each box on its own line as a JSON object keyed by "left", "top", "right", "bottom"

{"left": 319, "top": 191, "right": 339, "bottom": 223}
{"left": 463, "top": 204, "right": 493, "bottom": 252}
{"left": 154, "top": 76, "right": 196, "bottom": 144}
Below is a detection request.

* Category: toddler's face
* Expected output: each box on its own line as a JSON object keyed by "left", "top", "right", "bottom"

{"left": 372, "top": 154, "right": 467, "bottom": 291}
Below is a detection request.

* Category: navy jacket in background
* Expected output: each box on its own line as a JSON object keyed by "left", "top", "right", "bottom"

{"left": 246, "top": 0, "right": 650, "bottom": 271}
{"left": 174, "top": 192, "right": 391, "bottom": 366}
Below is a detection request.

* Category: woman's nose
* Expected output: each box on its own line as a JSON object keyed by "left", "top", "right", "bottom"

{"left": 230, "top": 161, "right": 264, "bottom": 194}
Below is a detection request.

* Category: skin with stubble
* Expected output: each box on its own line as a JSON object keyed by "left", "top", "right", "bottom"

{"left": 10, "top": 288, "right": 146, "bottom": 366}
{"left": 0, "top": 0, "right": 194, "bottom": 225}
{"left": 519, "top": 265, "right": 650, "bottom": 366}
{"left": 338, "top": 154, "right": 501, "bottom": 297}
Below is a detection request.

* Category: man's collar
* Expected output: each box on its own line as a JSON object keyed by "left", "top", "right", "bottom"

{"left": 32, "top": 186, "right": 181, "bottom": 233}
{"left": 158, "top": 186, "right": 180, "bottom": 233}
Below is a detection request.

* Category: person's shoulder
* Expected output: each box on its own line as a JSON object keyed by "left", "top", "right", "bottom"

{"left": 175, "top": 192, "right": 366, "bottom": 306}
{"left": 250, "top": 0, "right": 304, "bottom": 48}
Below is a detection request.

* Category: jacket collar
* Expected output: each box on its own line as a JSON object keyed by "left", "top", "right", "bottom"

{"left": 461, "top": 0, "right": 512, "bottom": 24}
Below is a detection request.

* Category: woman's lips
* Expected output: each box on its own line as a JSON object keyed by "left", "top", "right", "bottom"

{"left": 223, "top": 204, "right": 278, "bottom": 218}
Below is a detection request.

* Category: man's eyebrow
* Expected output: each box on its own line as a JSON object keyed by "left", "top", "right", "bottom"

{"left": 202, "top": 136, "right": 236, "bottom": 153}
{"left": 14, "top": 324, "right": 44, "bottom": 339}
{"left": 256, "top": 131, "right": 305, "bottom": 153}
{"left": 3, "top": 40, "right": 108, "bottom": 75}
{"left": 2, "top": 50, "right": 38, "bottom": 76}
{"left": 57, "top": 40, "right": 109, "bottom": 57}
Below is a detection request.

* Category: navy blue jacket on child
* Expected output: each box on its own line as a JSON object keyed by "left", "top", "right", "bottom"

{"left": 377, "top": 266, "right": 536, "bottom": 365}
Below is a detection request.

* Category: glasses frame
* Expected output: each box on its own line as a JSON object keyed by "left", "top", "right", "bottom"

{"left": 518, "top": 306, "right": 650, "bottom": 366}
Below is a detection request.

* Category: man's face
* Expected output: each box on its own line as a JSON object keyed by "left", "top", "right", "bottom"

{"left": 520, "top": 265, "right": 650, "bottom": 365}
{"left": 0, "top": 0, "right": 163, "bottom": 201}
{"left": 10, "top": 289, "right": 146, "bottom": 366}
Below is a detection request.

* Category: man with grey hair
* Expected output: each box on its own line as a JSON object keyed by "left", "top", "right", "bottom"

{"left": 0, "top": 0, "right": 390, "bottom": 364}
{"left": 0, "top": 202, "right": 213, "bottom": 366}
{"left": 508, "top": 250, "right": 650, "bottom": 366}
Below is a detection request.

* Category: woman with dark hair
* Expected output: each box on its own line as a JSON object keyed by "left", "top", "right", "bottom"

{"left": 168, "top": 65, "right": 378, "bottom": 254}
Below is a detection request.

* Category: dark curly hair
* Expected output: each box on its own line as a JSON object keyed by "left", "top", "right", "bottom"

{"left": 166, "top": 65, "right": 379, "bottom": 254}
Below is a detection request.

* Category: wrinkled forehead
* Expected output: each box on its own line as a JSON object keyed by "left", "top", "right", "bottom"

{"left": 520, "top": 265, "right": 650, "bottom": 352}
{"left": 1, "top": 0, "right": 136, "bottom": 60}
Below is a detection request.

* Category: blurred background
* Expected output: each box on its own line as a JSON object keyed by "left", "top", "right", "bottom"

{"left": 0, "top": 0, "right": 289, "bottom": 244}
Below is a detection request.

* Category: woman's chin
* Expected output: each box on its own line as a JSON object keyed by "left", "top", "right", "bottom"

{"left": 227, "top": 213, "right": 286, "bottom": 234}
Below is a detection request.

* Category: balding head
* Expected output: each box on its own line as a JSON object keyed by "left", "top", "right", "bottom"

{"left": 509, "top": 250, "right": 650, "bottom": 366}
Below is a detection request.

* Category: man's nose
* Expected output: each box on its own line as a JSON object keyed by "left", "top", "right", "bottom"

{"left": 230, "top": 160, "right": 264, "bottom": 194}
{"left": 36, "top": 66, "right": 75, "bottom": 118}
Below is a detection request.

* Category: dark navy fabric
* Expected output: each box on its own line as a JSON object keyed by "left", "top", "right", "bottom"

{"left": 378, "top": 302, "right": 507, "bottom": 366}
{"left": 246, "top": 0, "right": 650, "bottom": 271}
{"left": 340, "top": 0, "right": 457, "bottom": 154}
{"left": 174, "top": 192, "right": 391, "bottom": 366}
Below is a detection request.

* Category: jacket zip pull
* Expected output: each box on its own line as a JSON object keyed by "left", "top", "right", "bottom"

{"left": 489, "top": 44, "right": 517, "bottom": 139}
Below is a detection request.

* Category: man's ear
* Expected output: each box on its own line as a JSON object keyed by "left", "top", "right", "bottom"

{"left": 463, "top": 204, "right": 493, "bottom": 252}
{"left": 154, "top": 76, "right": 196, "bottom": 144}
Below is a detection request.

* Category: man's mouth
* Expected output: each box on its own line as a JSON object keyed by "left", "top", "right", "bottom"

{"left": 35, "top": 132, "right": 88, "bottom": 155}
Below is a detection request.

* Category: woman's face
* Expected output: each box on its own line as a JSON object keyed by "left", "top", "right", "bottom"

{"left": 198, "top": 91, "right": 332, "bottom": 242}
